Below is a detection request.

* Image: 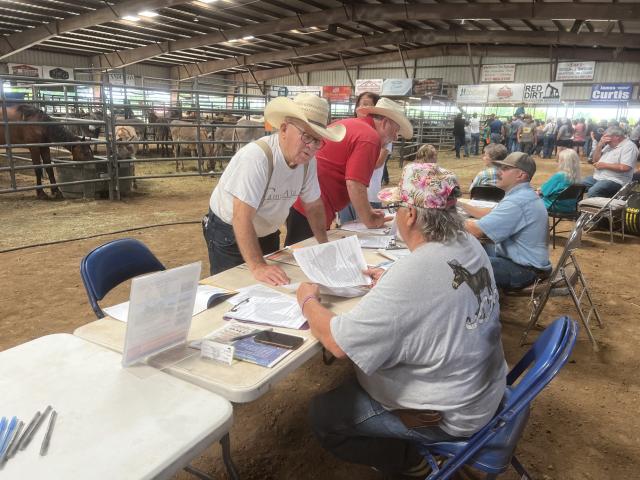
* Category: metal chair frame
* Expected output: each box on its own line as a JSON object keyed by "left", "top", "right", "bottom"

{"left": 579, "top": 180, "right": 638, "bottom": 244}
{"left": 519, "top": 213, "right": 603, "bottom": 350}
{"left": 547, "top": 184, "right": 587, "bottom": 249}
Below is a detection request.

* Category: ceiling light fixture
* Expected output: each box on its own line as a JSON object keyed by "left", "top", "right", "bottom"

{"left": 122, "top": 15, "right": 140, "bottom": 21}
{"left": 139, "top": 10, "right": 159, "bottom": 18}
{"left": 198, "top": 0, "right": 218, "bottom": 4}
{"left": 242, "top": 35, "right": 254, "bottom": 40}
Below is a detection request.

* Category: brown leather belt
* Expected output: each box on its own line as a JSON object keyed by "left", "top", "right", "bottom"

{"left": 392, "top": 409, "right": 442, "bottom": 429}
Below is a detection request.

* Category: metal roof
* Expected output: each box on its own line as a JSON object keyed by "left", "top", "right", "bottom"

{"left": 1, "top": 1, "right": 639, "bottom": 81}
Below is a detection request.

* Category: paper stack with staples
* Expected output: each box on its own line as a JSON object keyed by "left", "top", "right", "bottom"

{"left": 293, "top": 235, "right": 371, "bottom": 297}
{"left": 223, "top": 285, "right": 307, "bottom": 329}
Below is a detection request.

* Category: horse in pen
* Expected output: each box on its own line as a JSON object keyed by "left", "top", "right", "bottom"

{"left": 0, "top": 104, "right": 94, "bottom": 199}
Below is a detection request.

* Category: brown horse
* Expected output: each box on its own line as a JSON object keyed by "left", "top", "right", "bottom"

{"left": 0, "top": 104, "right": 93, "bottom": 198}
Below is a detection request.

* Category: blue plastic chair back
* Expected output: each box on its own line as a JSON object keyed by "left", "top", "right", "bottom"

{"left": 80, "top": 238, "right": 165, "bottom": 318}
{"left": 419, "top": 316, "right": 578, "bottom": 479}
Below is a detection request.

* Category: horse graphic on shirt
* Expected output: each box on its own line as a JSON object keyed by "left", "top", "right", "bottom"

{"left": 447, "top": 259, "right": 497, "bottom": 329}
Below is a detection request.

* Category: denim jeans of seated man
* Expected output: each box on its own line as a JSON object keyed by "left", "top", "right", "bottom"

{"left": 309, "top": 378, "right": 462, "bottom": 475}
{"left": 203, "top": 211, "right": 280, "bottom": 275}
{"left": 582, "top": 176, "right": 623, "bottom": 198}
{"left": 488, "top": 255, "right": 538, "bottom": 290}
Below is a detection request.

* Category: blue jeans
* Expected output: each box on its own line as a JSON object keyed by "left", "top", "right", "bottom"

{"left": 490, "top": 133, "right": 502, "bottom": 145}
{"left": 203, "top": 210, "right": 280, "bottom": 275}
{"left": 471, "top": 133, "right": 480, "bottom": 155}
{"left": 542, "top": 134, "right": 555, "bottom": 158}
{"left": 510, "top": 139, "right": 520, "bottom": 153}
{"left": 581, "top": 176, "right": 623, "bottom": 198}
{"left": 488, "top": 255, "right": 541, "bottom": 290}
{"left": 454, "top": 135, "right": 468, "bottom": 157}
{"left": 310, "top": 378, "right": 462, "bottom": 474}
{"left": 338, "top": 202, "right": 383, "bottom": 225}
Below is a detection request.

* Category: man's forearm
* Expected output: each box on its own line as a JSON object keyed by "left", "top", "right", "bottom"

{"left": 232, "top": 214, "right": 266, "bottom": 270}
{"left": 302, "top": 198, "right": 329, "bottom": 243}
{"left": 592, "top": 142, "right": 605, "bottom": 163}
{"left": 461, "top": 202, "right": 493, "bottom": 219}
{"left": 465, "top": 219, "right": 486, "bottom": 239}
{"left": 347, "top": 180, "right": 376, "bottom": 226}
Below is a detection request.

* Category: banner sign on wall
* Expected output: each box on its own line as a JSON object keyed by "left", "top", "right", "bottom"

{"left": 108, "top": 73, "right": 136, "bottom": 85}
{"left": 284, "top": 85, "right": 322, "bottom": 98}
{"left": 556, "top": 61, "right": 595, "bottom": 81}
{"left": 523, "top": 82, "right": 563, "bottom": 104}
{"left": 381, "top": 78, "right": 413, "bottom": 96}
{"left": 8, "top": 63, "right": 42, "bottom": 78}
{"left": 42, "top": 66, "right": 74, "bottom": 81}
{"left": 591, "top": 83, "right": 633, "bottom": 102}
{"left": 355, "top": 79, "right": 383, "bottom": 96}
{"left": 413, "top": 78, "right": 443, "bottom": 96}
{"left": 481, "top": 64, "right": 516, "bottom": 83}
{"left": 487, "top": 83, "right": 524, "bottom": 103}
{"left": 322, "top": 86, "right": 352, "bottom": 102}
{"left": 456, "top": 84, "right": 488, "bottom": 104}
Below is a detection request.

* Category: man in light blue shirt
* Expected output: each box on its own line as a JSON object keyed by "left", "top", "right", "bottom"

{"left": 463, "top": 152, "right": 551, "bottom": 290}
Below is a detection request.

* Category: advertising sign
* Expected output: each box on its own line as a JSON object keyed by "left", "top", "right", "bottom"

{"left": 523, "top": 82, "right": 563, "bottom": 104}
{"left": 381, "top": 78, "right": 413, "bottom": 96}
{"left": 456, "top": 84, "right": 488, "bottom": 104}
{"left": 481, "top": 64, "right": 516, "bottom": 83}
{"left": 322, "top": 86, "right": 352, "bottom": 102}
{"left": 108, "top": 73, "right": 136, "bottom": 85}
{"left": 42, "top": 66, "right": 74, "bottom": 81}
{"left": 487, "top": 83, "right": 524, "bottom": 103}
{"left": 8, "top": 63, "right": 42, "bottom": 78}
{"left": 556, "top": 61, "right": 595, "bottom": 81}
{"left": 355, "top": 79, "right": 383, "bottom": 96}
{"left": 413, "top": 78, "right": 443, "bottom": 96}
{"left": 285, "top": 85, "right": 322, "bottom": 98}
{"left": 591, "top": 83, "right": 633, "bottom": 102}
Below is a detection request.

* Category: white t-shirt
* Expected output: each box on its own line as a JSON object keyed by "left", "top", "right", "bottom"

{"left": 469, "top": 117, "right": 480, "bottom": 134}
{"left": 367, "top": 142, "right": 392, "bottom": 203}
{"left": 209, "top": 134, "right": 321, "bottom": 237}
{"left": 594, "top": 138, "right": 638, "bottom": 185}
{"left": 331, "top": 234, "right": 507, "bottom": 437}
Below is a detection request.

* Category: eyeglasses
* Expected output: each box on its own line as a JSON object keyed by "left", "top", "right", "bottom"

{"left": 287, "top": 122, "right": 324, "bottom": 149}
{"left": 385, "top": 201, "right": 410, "bottom": 213}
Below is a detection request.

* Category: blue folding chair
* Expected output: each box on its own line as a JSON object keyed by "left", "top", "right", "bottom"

{"left": 416, "top": 316, "right": 578, "bottom": 479}
{"left": 80, "top": 238, "right": 165, "bottom": 318}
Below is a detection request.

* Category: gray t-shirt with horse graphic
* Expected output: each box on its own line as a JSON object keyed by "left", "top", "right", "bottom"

{"left": 331, "top": 233, "right": 507, "bottom": 437}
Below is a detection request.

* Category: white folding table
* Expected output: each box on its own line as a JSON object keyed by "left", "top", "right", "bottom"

{"left": 0, "top": 334, "right": 237, "bottom": 479}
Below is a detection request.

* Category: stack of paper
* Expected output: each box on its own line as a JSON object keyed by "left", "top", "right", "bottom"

{"left": 292, "top": 236, "right": 371, "bottom": 297}
{"left": 339, "top": 222, "right": 390, "bottom": 235}
{"left": 224, "top": 285, "right": 307, "bottom": 329}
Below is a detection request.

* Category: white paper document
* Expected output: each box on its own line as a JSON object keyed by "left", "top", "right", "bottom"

{"left": 377, "top": 248, "right": 412, "bottom": 261}
{"left": 122, "top": 262, "right": 201, "bottom": 367}
{"left": 105, "top": 284, "right": 231, "bottom": 322}
{"left": 224, "top": 284, "right": 307, "bottom": 329}
{"left": 293, "top": 236, "right": 371, "bottom": 292}
{"left": 359, "top": 235, "right": 394, "bottom": 249}
{"left": 338, "top": 222, "right": 390, "bottom": 235}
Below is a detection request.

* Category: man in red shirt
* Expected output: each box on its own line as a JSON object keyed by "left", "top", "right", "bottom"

{"left": 285, "top": 97, "right": 413, "bottom": 245}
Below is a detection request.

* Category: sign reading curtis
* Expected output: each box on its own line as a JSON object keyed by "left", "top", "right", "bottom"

{"left": 591, "top": 84, "right": 633, "bottom": 102}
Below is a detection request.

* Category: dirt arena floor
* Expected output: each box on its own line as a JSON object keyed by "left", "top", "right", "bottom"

{"left": 1, "top": 149, "right": 639, "bottom": 479}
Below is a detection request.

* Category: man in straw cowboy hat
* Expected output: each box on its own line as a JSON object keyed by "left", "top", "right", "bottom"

{"left": 203, "top": 93, "right": 345, "bottom": 285}
{"left": 296, "top": 163, "right": 506, "bottom": 477}
{"left": 285, "top": 97, "right": 413, "bottom": 245}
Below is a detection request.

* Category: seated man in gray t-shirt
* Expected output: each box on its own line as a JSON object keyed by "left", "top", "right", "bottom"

{"left": 296, "top": 163, "right": 507, "bottom": 478}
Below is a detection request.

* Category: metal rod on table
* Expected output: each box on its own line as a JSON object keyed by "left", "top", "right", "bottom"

{"left": 19, "top": 406, "right": 51, "bottom": 450}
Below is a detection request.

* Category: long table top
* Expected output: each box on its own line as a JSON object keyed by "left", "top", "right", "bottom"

{"left": 0, "top": 334, "right": 233, "bottom": 479}
{"left": 74, "top": 229, "right": 390, "bottom": 403}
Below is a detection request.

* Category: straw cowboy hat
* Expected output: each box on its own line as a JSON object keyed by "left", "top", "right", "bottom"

{"left": 356, "top": 97, "right": 413, "bottom": 139}
{"left": 265, "top": 93, "right": 346, "bottom": 143}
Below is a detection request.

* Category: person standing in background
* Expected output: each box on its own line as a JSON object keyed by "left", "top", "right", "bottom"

{"left": 453, "top": 113, "right": 468, "bottom": 159}
{"left": 469, "top": 113, "right": 480, "bottom": 155}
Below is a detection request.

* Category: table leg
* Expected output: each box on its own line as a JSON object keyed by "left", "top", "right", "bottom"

{"left": 183, "top": 434, "right": 239, "bottom": 480}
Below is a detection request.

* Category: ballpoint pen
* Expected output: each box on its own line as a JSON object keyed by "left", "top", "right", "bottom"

{"left": 229, "top": 327, "right": 272, "bottom": 342}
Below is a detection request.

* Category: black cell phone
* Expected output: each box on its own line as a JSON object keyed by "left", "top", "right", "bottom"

{"left": 254, "top": 331, "right": 304, "bottom": 350}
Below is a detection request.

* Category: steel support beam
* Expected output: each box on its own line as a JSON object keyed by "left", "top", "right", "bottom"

{"left": 91, "top": 3, "right": 640, "bottom": 70}
{"left": 0, "top": 0, "right": 189, "bottom": 60}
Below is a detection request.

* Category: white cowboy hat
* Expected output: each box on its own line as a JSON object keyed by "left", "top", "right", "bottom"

{"left": 356, "top": 97, "right": 413, "bottom": 139}
{"left": 265, "top": 93, "right": 346, "bottom": 142}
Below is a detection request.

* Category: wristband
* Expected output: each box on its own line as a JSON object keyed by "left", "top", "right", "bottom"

{"left": 300, "top": 294, "right": 320, "bottom": 315}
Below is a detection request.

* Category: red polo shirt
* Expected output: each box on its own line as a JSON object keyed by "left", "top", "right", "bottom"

{"left": 293, "top": 116, "right": 381, "bottom": 228}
